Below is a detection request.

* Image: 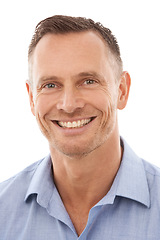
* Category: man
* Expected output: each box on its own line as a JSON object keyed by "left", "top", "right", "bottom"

{"left": 0, "top": 15, "right": 160, "bottom": 239}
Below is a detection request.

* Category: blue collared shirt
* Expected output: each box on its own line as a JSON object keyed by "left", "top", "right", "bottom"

{"left": 0, "top": 139, "right": 160, "bottom": 239}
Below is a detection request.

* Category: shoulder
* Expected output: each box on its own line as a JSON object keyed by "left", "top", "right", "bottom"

{"left": 142, "top": 159, "right": 160, "bottom": 191}
{"left": 0, "top": 158, "right": 44, "bottom": 198}
{"left": 122, "top": 137, "right": 160, "bottom": 181}
{"left": 0, "top": 157, "right": 50, "bottom": 237}
{"left": 142, "top": 158, "right": 160, "bottom": 177}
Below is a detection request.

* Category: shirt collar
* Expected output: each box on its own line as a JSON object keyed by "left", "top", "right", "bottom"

{"left": 24, "top": 155, "right": 76, "bottom": 231}
{"left": 24, "top": 155, "right": 55, "bottom": 207}
{"left": 102, "top": 137, "right": 150, "bottom": 208}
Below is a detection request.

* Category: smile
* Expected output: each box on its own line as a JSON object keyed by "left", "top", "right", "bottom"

{"left": 57, "top": 118, "right": 93, "bottom": 129}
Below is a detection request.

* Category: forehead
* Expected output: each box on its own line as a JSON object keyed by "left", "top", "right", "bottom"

{"left": 31, "top": 31, "right": 115, "bottom": 83}
{"left": 37, "top": 30, "right": 107, "bottom": 46}
{"left": 33, "top": 31, "right": 109, "bottom": 60}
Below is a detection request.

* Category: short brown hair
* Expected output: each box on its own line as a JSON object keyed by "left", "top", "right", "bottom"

{"left": 28, "top": 15, "right": 123, "bottom": 80}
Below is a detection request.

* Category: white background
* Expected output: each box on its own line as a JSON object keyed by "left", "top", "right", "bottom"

{"left": 0, "top": 0, "right": 160, "bottom": 182}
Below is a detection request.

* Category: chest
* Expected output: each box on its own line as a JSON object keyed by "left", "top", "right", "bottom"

{"left": 2, "top": 196, "right": 160, "bottom": 240}
{"left": 65, "top": 206, "right": 90, "bottom": 236}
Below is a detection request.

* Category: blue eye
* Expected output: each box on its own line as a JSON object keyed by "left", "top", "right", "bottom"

{"left": 85, "top": 79, "right": 95, "bottom": 85}
{"left": 45, "top": 83, "right": 56, "bottom": 88}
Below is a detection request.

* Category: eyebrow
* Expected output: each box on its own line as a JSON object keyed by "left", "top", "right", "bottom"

{"left": 76, "top": 71, "right": 105, "bottom": 80}
{"left": 38, "top": 76, "right": 59, "bottom": 83}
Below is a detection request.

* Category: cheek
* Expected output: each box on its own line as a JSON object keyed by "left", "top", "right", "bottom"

{"left": 34, "top": 93, "right": 58, "bottom": 117}
{"left": 89, "top": 90, "right": 113, "bottom": 113}
{"left": 91, "top": 91, "right": 117, "bottom": 128}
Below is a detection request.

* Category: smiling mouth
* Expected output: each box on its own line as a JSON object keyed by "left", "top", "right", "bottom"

{"left": 55, "top": 117, "right": 95, "bottom": 129}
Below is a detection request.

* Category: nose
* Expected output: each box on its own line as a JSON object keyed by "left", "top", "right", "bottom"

{"left": 56, "top": 86, "right": 85, "bottom": 113}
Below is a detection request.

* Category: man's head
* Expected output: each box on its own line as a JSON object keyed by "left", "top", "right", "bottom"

{"left": 26, "top": 15, "right": 130, "bottom": 158}
{"left": 28, "top": 15, "right": 123, "bottom": 84}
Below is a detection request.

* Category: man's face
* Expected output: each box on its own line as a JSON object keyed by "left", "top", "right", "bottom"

{"left": 28, "top": 31, "right": 122, "bottom": 158}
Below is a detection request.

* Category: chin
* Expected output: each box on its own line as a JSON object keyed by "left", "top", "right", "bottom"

{"left": 58, "top": 146, "right": 91, "bottom": 158}
{"left": 50, "top": 138, "right": 105, "bottom": 159}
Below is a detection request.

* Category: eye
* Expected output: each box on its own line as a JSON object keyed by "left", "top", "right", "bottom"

{"left": 44, "top": 83, "right": 56, "bottom": 88}
{"left": 84, "top": 79, "right": 96, "bottom": 85}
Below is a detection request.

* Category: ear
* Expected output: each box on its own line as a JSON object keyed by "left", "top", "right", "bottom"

{"left": 26, "top": 80, "right": 35, "bottom": 116}
{"left": 117, "top": 71, "right": 131, "bottom": 110}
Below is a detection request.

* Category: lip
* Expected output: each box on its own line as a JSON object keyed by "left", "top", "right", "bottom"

{"left": 51, "top": 116, "right": 96, "bottom": 135}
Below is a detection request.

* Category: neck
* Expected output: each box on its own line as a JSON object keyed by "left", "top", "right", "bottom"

{"left": 50, "top": 129, "right": 122, "bottom": 209}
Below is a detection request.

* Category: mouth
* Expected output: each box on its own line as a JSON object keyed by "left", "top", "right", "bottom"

{"left": 54, "top": 117, "right": 95, "bottom": 129}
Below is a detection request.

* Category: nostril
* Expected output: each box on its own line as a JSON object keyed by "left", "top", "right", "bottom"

{"left": 56, "top": 97, "right": 85, "bottom": 113}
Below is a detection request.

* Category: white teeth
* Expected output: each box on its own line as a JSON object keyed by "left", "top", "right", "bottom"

{"left": 58, "top": 118, "right": 91, "bottom": 128}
